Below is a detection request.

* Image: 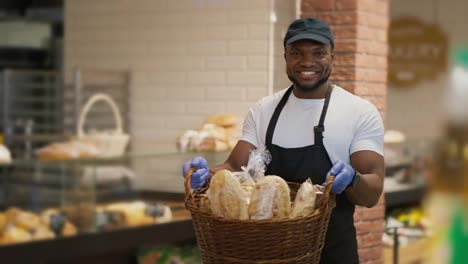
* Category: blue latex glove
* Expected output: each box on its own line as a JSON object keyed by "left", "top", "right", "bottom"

{"left": 182, "top": 156, "right": 209, "bottom": 189}
{"left": 325, "top": 160, "right": 355, "bottom": 194}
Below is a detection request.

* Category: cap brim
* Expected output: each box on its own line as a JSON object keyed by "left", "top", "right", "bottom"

{"left": 286, "top": 33, "right": 330, "bottom": 46}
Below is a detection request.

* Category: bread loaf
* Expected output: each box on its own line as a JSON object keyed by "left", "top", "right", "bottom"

{"left": 290, "top": 178, "right": 316, "bottom": 218}
{"left": 208, "top": 170, "right": 249, "bottom": 220}
{"left": 249, "top": 176, "right": 291, "bottom": 220}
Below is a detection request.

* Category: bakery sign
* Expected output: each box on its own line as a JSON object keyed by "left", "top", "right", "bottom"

{"left": 388, "top": 17, "right": 448, "bottom": 87}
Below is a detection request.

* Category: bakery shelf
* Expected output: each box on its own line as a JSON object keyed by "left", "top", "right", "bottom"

{"left": 0, "top": 217, "right": 195, "bottom": 264}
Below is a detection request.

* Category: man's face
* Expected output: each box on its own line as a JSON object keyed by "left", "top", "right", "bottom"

{"left": 284, "top": 39, "right": 333, "bottom": 92}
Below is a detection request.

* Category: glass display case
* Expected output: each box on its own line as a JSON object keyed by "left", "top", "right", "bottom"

{"left": 0, "top": 151, "right": 229, "bottom": 263}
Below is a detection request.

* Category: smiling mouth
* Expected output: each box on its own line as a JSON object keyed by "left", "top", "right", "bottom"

{"left": 298, "top": 71, "right": 319, "bottom": 78}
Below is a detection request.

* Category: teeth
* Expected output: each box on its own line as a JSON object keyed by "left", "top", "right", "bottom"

{"left": 301, "top": 71, "right": 316, "bottom": 75}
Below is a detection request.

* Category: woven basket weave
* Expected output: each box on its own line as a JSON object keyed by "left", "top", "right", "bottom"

{"left": 184, "top": 169, "right": 336, "bottom": 264}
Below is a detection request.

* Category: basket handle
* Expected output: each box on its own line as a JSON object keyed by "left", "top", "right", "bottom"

{"left": 318, "top": 175, "right": 335, "bottom": 210}
{"left": 77, "top": 93, "right": 124, "bottom": 137}
{"left": 184, "top": 167, "right": 210, "bottom": 207}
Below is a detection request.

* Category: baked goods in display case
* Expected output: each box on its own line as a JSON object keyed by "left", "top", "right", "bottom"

{"left": 35, "top": 93, "right": 130, "bottom": 161}
{"left": 96, "top": 201, "right": 172, "bottom": 231}
{"left": 0, "top": 201, "right": 173, "bottom": 246}
{"left": 35, "top": 140, "right": 100, "bottom": 160}
{"left": 178, "top": 114, "right": 242, "bottom": 152}
{"left": 0, "top": 207, "right": 77, "bottom": 245}
{"left": 0, "top": 144, "right": 12, "bottom": 164}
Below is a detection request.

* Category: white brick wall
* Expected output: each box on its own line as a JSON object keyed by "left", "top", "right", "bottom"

{"left": 65, "top": 0, "right": 295, "bottom": 191}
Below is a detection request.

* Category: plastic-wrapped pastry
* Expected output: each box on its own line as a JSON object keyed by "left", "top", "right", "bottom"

{"left": 208, "top": 170, "right": 248, "bottom": 220}
{"left": 290, "top": 178, "right": 317, "bottom": 218}
{"left": 249, "top": 176, "right": 291, "bottom": 220}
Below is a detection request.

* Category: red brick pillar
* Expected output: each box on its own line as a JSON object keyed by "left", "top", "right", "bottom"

{"left": 301, "top": 1, "right": 389, "bottom": 263}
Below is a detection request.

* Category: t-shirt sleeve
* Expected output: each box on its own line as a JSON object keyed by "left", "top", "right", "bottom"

{"left": 239, "top": 106, "right": 259, "bottom": 147}
{"left": 350, "top": 106, "right": 384, "bottom": 156}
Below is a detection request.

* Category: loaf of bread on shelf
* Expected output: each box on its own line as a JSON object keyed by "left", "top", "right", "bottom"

{"left": 36, "top": 142, "right": 80, "bottom": 160}
{"left": 248, "top": 176, "right": 291, "bottom": 220}
{"left": 36, "top": 140, "right": 99, "bottom": 160}
{"left": 290, "top": 178, "right": 317, "bottom": 218}
{"left": 208, "top": 170, "right": 249, "bottom": 220}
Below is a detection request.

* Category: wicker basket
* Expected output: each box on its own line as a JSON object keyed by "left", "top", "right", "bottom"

{"left": 76, "top": 93, "right": 129, "bottom": 158}
{"left": 184, "top": 169, "right": 336, "bottom": 264}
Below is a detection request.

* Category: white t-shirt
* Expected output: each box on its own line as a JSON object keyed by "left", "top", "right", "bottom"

{"left": 240, "top": 85, "right": 384, "bottom": 165}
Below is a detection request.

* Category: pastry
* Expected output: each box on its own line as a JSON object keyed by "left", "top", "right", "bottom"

{"left": 36, "top": 142, "right": 79, "bottom": 160}
{"left": 290, "top": 178, "right": 317, "bottom": 218}
{"left": 145, "top": 203, "right": 172, "bottom": 224}
{"left": 36, "top": 140, "right": 99, "bottom": 160}
{"left": 39, "top": 208, "right": 60, "bottom": 226}
{"left": 5, "top": 207, "right": 21, "bottom": 223}
{"left": 32, "top": 226, "right": 55, "bottom": 240}
{"left": 208, "top": 170, "right": 249, "bottom": 220}
{"left": 15, "top": 211, "right": 41, "bottom": 231}
{"left": 0, "top": 213, "right": 6, "bottom": 230}
{"left": 106, "top": 201, "right": 154, "bottom": 226}
{"left": 1, "top": 225, "right": 32, "bottom": 244}
{"left": 62, "top": 221, "right": 78, "bottom": 236}
{"left": 204, "top": 114, "right": 239, "bottom": 129}
{"left": 249, "top": 176, "right": 291, "bottom": 220}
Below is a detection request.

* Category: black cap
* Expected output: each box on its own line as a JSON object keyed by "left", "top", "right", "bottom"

{"left": 284, "top": 18, "right": 334, "bottom": 48}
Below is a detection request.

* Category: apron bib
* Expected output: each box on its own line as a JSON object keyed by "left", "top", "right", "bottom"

{"left": 265, "top": 84, "right": 359, "bottom": 264}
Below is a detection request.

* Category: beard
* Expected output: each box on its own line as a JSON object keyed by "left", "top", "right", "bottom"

{"left": 287, "top": 65, "right": 332, "bottom": 93}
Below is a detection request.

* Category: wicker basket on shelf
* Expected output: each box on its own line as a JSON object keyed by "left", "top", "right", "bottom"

{"left": 184, "top": 169, "right": 336, "bottom": 264}
{"left": 76, "top": 93, "right": 129, "bottom": 158}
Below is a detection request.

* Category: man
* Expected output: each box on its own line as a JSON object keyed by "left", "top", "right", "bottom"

{"left": 182, "top": 18, "right": 384, "bottom": 264}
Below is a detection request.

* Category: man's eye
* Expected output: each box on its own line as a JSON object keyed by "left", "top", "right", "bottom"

{"left": 289, "top": 51, "right": 300, "bottom": 57}
{"left": 314, "top": 50, "right": 327, "bottom": 57}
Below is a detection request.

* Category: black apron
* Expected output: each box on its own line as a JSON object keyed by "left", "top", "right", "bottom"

{"left": 265, "top": 84, "right": 359, "bottom": 264}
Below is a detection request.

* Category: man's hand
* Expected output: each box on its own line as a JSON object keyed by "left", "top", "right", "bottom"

{"left": 182, "top": 157, "right": 209, "bottom": 189}
{"left": 325, "top": 160, "right": 355, "bottom": 194}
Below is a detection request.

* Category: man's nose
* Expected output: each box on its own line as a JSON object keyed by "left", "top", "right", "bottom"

{"left": 299, "top": 53, "right": 317, "bottom": 65}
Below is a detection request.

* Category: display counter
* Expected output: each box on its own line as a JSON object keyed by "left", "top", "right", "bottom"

{"left": 0, "top": 200, "right": 194, "bottom": 264}
{"left": 0, "top": 154, "right": 201, "bottom": 264}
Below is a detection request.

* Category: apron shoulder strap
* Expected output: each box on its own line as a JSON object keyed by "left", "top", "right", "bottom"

{"left": 266, "top": 83, "right": 333, "bottom": 147}
{"left": 314, "top": 83, "right": 333, "bottom": 145}
{"left": 266, "top": 86, "right": 293, "bottom": 147}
